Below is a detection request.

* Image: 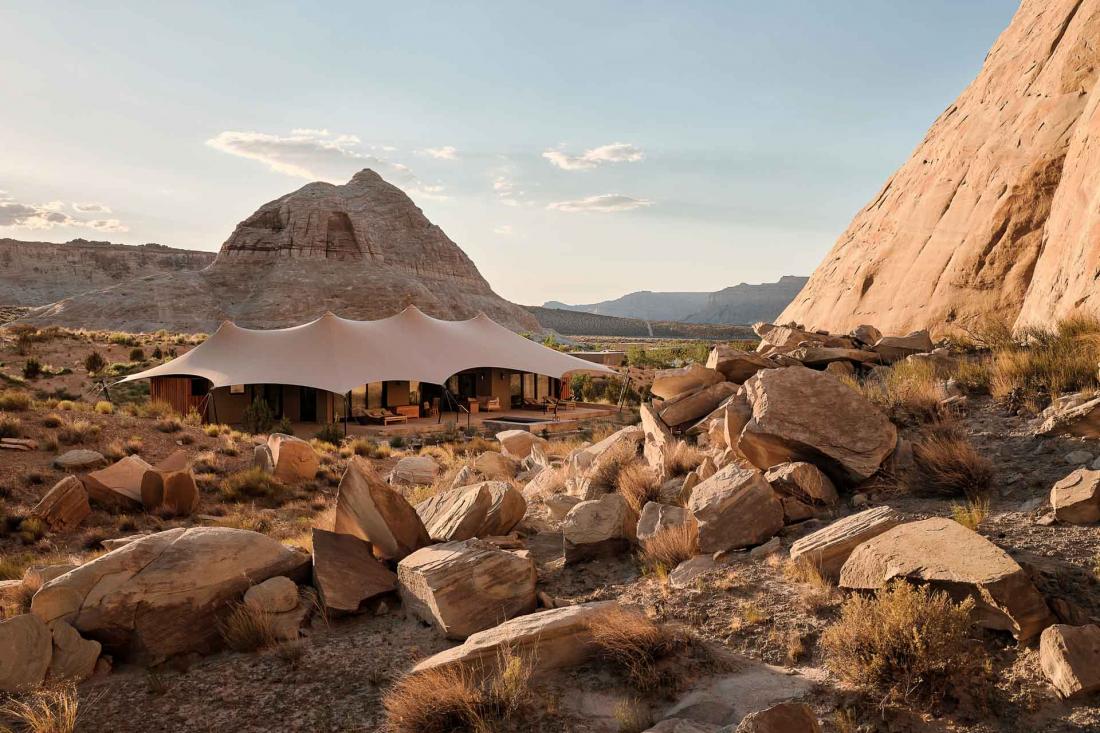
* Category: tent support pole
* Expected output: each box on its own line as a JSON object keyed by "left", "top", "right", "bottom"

{"left": 616, "top": 375, "right": 630, "bottom": 413}
{"left": 344, "top": 392, "right": 349, "bottom": 438}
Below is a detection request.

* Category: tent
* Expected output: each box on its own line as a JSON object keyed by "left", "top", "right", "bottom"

{"left": 118, "top": 306, "right": 617, "bottom": 394}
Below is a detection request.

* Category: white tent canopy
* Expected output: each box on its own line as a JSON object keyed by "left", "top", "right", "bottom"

{"left": 118, "top": 306, "right": 617, "bottom": 395}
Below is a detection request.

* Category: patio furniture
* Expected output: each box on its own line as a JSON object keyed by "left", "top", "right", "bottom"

{"left": 485, "top": 397, "right": 502, "bottom": 411}
{"left": 395, "top": 405, "right": 420, "bottom": 419}
{"left": 467, "top": 398, "right": 480, "bottom": 414}
{"left": 365, "top": 408, "right": 407, "bottom": 425}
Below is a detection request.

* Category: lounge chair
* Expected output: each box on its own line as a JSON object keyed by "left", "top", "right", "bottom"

{"left": 365, "top": 408, "right": 407, "bottom": 425}
{"left": 485, "top": 397, "right": 502, "bottom": 412}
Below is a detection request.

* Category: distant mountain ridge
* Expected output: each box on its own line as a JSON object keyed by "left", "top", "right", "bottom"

{"left": 543, "top": 276, "right": 807, "bottom": 325}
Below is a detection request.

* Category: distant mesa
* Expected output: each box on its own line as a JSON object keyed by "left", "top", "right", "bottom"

{"left": 782, "top": 0, "right": 1100, "bottom": 333}
{"left": 15, "top": 169, "right": 538, "bottom": 333}
{"left": 542, "top": 276, "right": 807, "bottom": 325}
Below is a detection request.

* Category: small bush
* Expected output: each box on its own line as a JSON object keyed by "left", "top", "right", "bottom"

{"left": 664, "top": 441, "right": 705, "bottom": 477}
{"left": 18, "top": 516, "right": 47, "bottom": 544}
{"left": 990, "top": 315, "right": 1100, "bottom": 410}
{"left": 822, "top": 582, "right": 985, "bottom": 706}
{"left": 134, "top": 400, "right": 176, "bottom": 419}
{"left": 220, "top": 468, "right": 286, "bottom": 502}
{"left": 57, "top": 419, "right": 100, "bottom": 445}
{"left": 587, "top": 607, "right": 692, "bottom": 693}
{"left": 0, "top": 683, "right": 81, "bottom": 733}
{"left": 55, "top": 400, "right": 76, "bottom": 411}
{"left": 639, "top": 522, "right": 698, "bottom": 574}
{"left": 314, "top": 423, "right": 342, "bottom": 444}
{"left": 903, "top": 423, "right": 994, "bottom": 500}
{"left": 93, "top": 400, "right": 114, "bottom": 415}
{"left": 843, "top": 359, "right": 943, "bottom": 425}
{"left": 108, "top": 332, "right": 137, "bottom": 346}
{"left": 275, "top": 416, "right": 294, "bottom": 436}
{"left": 155, "top": 416, "right": 182, "bottom": 433}
{"left": 242, "top": 397, "right": 274, "bottom": 435}
{"left": 951, "top": 497, "right": 990, "bottom": 531}
{"left": 103, "top": 439, "right": 128, "bottom": 461}
{"left": 42, "top": 413, "right": 62, "bottom": 428}
{"left": 22, "top": 358, "right": 42, "bottom": 379}
{"left": 83, "top": 350, "right": 107, "bottom": 375}
{"left": 219, "top": 602, "right": 278, "bottom": 652}
{"left": 0, "top": 389, "right": 31, "bottom": 411}
{"left": 0, "top": 412, "right": 21, "bottom": 439}
{"left": 203, "top": 423, "right": 225, "bottom": 437}
{"left": 129, "top": 347, "right": 146, "bottom": 361}
{"left": 616, "top": 462, "right": 661, "bottom": 513}
{"left": 592, "top": 440, "right": 639, "bottom": 490}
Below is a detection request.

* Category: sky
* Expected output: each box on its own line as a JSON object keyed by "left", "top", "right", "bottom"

{"left": 0, "top": 1, "right": 1018, "bottom": 306}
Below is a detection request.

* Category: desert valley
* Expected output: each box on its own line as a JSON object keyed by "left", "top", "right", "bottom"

{"left": 5, "top": 1, "right": 1100, "bottom": 732}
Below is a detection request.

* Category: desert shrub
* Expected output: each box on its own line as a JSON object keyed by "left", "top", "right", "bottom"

{"left": 17, "top": 516, "right": 46, "bottom": 544}
{"left": 951, "top": 497, "right": 990, "bottom": 531}
{"left": 843, "top": 359, "right": 943, "bottom": 425}
{"left": 314, "top": 423, "right": 342, "bottom": 444}
{"left": 383, "top": 647, "right": 533, "bottom": 733}
{"left": 274, "top": 416, "right": 294, "bottom": 436}
{"left": 822, "top": 582, "right": 985, "bottom": 706}
{"left": 133, "top": 400, "right": 176, "bottom": 419}
{"left": 151, "top": 346, "right": 163, "bottom": 360}
{"left": 103, "top": 439, "right": 128, "bottom": 461}
{"left": 782, "top": 558, "right": 839, "bottom": 614}
{"left": 93, "top": 400, "right": 114, "bottom": 415}
{"left": 219, "top": 468, "right": 286, "bottom": 502}
{"left": 664, "top": 441, "right": 705, "bottom": 477}
{"left": 639, "top": 522, "right": 698, "bottom": 574}
{"left": 990, "top": 315, "right": 1100, "bottom": 410}
{"left": 108, "top": 332, "right": 137, "bottom": 346}
{"left": 0, "top": 683, "right": 82, "bottom": 733}
{"left": 0, "top": 413, "right": 21, "bottom": 439}
{"left": 42, "top": 413, "right": 62, "bottom": 428}
{"left": 129, "top": 347, "right": 145, "bottom": 361}
{"left": 242, "top": 397, "right": 274, "bottom": 435}
{"left": 457, "top": 435, "right": 495, "bottom": 456}
{"left": 55, "top": 400, "right": 76, "bottom": 412}
{"left": 903, "top": 423, "right": 993, "bottom": 500}
{"left": 203, "top": 423, "right": 225, "bottom": 437}
{"left": 22, "top": 357, "right": 42, "bottom": 379}
{"left": 592, "top": 440, "right": 639, "bottom": 490}
{"left": 155, "top": 416, "right": 182, "bottom": 433}
{"left": 57, "top": 419, "right": 100, "bottom": 445}
{"left": 587, "top": 607, "right": 693, "bottom": 693}
{"left": 345, "top": 437, "right": 388, "bottom": 459}
{"left": 616, "top": 462, "right": 661, "bottom": 513}
{"left": 83, "top": 350, "right": 106, "bottom": 375}
{"left": 0, "top": 389, "right": 31, "bottom": 411}
{"left": 219, "top": 602, "right": 278, "bottom": 652}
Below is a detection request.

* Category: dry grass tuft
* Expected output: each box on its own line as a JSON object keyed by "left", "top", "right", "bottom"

{"left": 0, "top": 389, "right": 32, "bottom": 411}
{"left": 0, "top": 683, "right": 82, "bottom": 733}
{"left": 155, "top": 416, "right": 182, "bottom": 433}
{"left": 219, "top": 468, "right": 287, "bottom": 503}
{"left": 782, "top": 558, "right": 839, "bottom": 615}
{"left": 0, "top": 412, "right": 21, "bottom": 439}
{"left": 56, "top": 419, "right": 100, "bottom": 446}
{"left": 664, "top": 441, "right": 705, "bottom": 476}
{"left": 219, "top": 602, "right": 278, "bottom": 652}
{"left": 93, "top": 400, "right": 113, "bottom": 415}
{"left": 383, "top": 646, "right": 533, "bottom": 733}
{"left": 822, "top": 582, "right": 985, "bottom": 706}
{"left": 951, "top": 497, "right": 990, "bottom": 531}
{"left": 41, "top": 413, "right": 62, "bottom": 429}
{"left": 612, "top": 698, "right": 653, "bottom": 733}
{"left": 592, "top": 440, "right": 639, "bottom": 490}
{"left": 989, "top": 315, "right": 1100, "bottom": 410}
{"left": 903, "top": 423, "right": 993, "bottom": 501}
{"left": 616, "top": 462, "right": 661, "bottom": 513}
{"left": 587, "top": 607, "right": 693, "bottom": 694}
{"left": 841, "top": 359, "right": 943, "bottom": 425}
{"left": 639, "top": 522, "right": 698, "bottom": 574}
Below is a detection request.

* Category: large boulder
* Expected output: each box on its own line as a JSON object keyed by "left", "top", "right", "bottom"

{"left": 850, "top": 325, "right": 882, "bottom": 347}
{"left": 787, "top": 347, "right": 880, "bottom": 368}
{"left": 140, "top": 450, "right": 199, "bottom": 515}
{"left": 637, "top": 501, "right": 692, "bottom": 542}
{"left": 788, "top": 506, "right": 900, "bottom": 579}
{"left": 651, "top": 364, "right": 725, "bottom": 400}
{"left": 1051, "top": 468, "right": 1100, "bottom": 524}
{"left": 707, "top": 345, "right": 777, "bottom": 384}
{"left": 495, "top": 430, "right": 548, "bottom": 460}
{"left": 312, "top": 528, "right": 397, "bottom": 614}
{"left": 1038, "top": 396, "right": 1100, "bottom": 438}
{"left": 333, "top": 456, "right": 430, "bottom": 561}
{"left": 0, "top": 614, "right": 52, "bottom": 692}
{"left": 478, "top": 481, "right": 527, "bottom": 536}
{"left": 839, "top": 518, "right": 1055, "bottom": 641}
{"left": 473, "top": 450, "right": 518, "bottom": 480}
{"left": 659, "top": 382, "right": 738, "bottom": 429}
{"left": 415, "top": 483, "right": 492, "bottom": 542}
{"left": 755, "top": 324, "right": 851, "bottom": 352}
{"left": 52, "top": 449, "right": 106, "bottom": 471}
{"left": 47, "top": 620, "right": 100, "bottom": 684}
{"left": 31, "top": 527, "right": 309, "bottom": 661}
{"left": 31, "top": 475, "right": 90, "bottom": 532}
{"left": 398, "top": 539, "right": 537, "bottom": 639}
{"left": 765, "top": 462, "right": 839, "bottom": 521}
{"left": 739, "top": 368, "right": 897, "bottom": 483}
{"left": 871, "top": 331, "right": 934, "bottom": 363}
{"left": 571, "top": 425, "right": 643, "bottom": 473}
{"left": 641, "top": 403, "right": 675, "bottom": 479}
{"left": 562, "top": 493, "right": 638, "bottom": 563}
{"left": 244, "top": 576, "right": 299, "bottom": 614}
{"left": 82, "top": 454, "right": 152, "bottom": 510}
{"left": 1040, "top": 624, "right": 1100, "bottom": 698}
{"left": 688, "top": 464, "right": 783, "bottom": 553}
{"left": 388, "top": 454, "right": 439, "bottom": 486}
{"left": 268, "top": 433, "right": 319, "bottom": 482}
{"left": 735, "top": 702, "right": 821, "bottom": 733}
{"left": 412, "top": 601, "right": 616, "bottom": 675}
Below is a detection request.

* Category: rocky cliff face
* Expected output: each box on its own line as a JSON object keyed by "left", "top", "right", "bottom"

{"left": 780, "top": 0, "right": 1100, "bottom": 334}
{"left": 21, "top": 171, "right": 538, "bottom": 333}
{"left": 0, "top": 239, "right": 215, "bottom": 306}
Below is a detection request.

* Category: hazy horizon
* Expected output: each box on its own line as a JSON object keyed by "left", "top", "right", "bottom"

{"left": 1, "top": 0, "right": 1017, "bottom": 305}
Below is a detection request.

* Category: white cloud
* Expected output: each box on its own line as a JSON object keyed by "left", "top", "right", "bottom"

{"left": 493, "top": 175, "right": 523, "bottom": 207}
{"left": 205, "top": 128, "right": 419, "bottom": 186}
{"left": 542, "top": 142, "right": 645, "bottom": 171}
{"left": 72, "top": 202, "right": 112, "bottom": 213}
{"left": 0, "top": 193, "right": 128, "bottom": 232}
{"left": 547, "top": 194, "right": 653, "bottom": 213}
{"left": 418, "top": 146, "right": 458, "bottom": 160}
{"left": 493, "top": 224, "right": 514, "bottom": 236}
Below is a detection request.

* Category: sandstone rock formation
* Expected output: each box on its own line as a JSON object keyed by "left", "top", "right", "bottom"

{"left": 1040, "top": 624, "right": 1100, "bottom": 698}
{"left": 788, "top": 506, "right": 900, "bottom": 579}
{"left": 19, "top": 170, "right": 538, "bottom": 332}
{"left": 688, "top": 465, "right": 783, "bottom": 553}
{"left": 780, "top": 0, "right": 1100, "bottom": 334}
{"left": 333, "top": 456, "right": 430, "bottom": 561}
{"left": 311, "top": 528, "right": 397, "bottom": 614}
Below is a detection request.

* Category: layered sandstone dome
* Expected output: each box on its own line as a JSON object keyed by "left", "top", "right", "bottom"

{"left": 22, "top": 170, "right": 537, "bottom": 332}
{"left": 781, "top": 0, "right": 1100, "bottom": 334}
